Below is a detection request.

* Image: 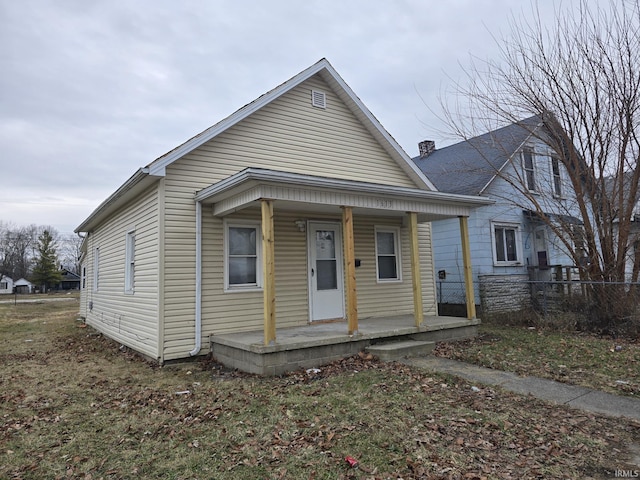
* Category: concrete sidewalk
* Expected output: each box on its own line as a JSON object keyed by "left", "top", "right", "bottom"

{"left": 402, "top": 356, "right": 640, "bottom": 421}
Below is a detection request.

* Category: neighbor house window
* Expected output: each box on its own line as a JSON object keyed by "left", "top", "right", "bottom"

{"left": 124, "top": 229, "right": 135, "bottom": 294}
{"left": 93, "top": 247, "right": 100, "bottom": 291}
{"left": 492, "top": 223, "right": 521, "bottom": 265}
{"left": 0, "top": 282, "right": 7, "bottom": 290}
{"left": 522, "top": 147, "right": 537, "bottom": 192}
{"left": 375, "top": 226, "right": 401, "bottom": 281}
{"left": 551, "top": 157, "right": 563, "bottom": 197}
{"left": 225, "top": 221, "right": 262, "bottom": 291}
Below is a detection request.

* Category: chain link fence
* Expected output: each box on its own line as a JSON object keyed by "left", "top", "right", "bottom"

{"left": 437, "top": 278, "right": 640, "bottom": 337}
{"left": 483, "top": 278, "right": 640, "bottom": 337}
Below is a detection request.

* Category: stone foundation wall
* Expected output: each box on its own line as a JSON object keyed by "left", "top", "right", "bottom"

{"left": 479, "top": 274, "right": 531, "bottom": 314}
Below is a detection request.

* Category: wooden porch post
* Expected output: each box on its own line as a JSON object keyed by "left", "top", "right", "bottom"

{"left": 459, "top": 216, "right": 476, "bottom": 319}
{"left": 261, "top": 199, "right": 276, "bottom": 345}
{"left": 408, "top": 212, "right": 424, "bottom": 327}
{"left": 342, "top": 206, "right": 358, "bottom": 334}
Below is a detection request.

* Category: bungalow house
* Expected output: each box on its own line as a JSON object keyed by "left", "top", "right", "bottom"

{"left": 75, "top": 59, "right": 490, "bottom": 374}
{"left": 0, "top": 275, "right": 13, "bottom": 294}
{"left": 57, "top": 268, "right": 81, "bottom": 291}
{"left": 413, "top": 116, "right": 584, "bottom": 316}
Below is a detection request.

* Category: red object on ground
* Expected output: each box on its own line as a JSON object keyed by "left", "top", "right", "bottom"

{"left": 345, "top": 456, "right": 359, "bottom": 468}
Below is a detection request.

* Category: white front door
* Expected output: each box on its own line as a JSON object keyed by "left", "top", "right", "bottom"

{"left": 308, "top": 222, "right": 345, "bottom": 321}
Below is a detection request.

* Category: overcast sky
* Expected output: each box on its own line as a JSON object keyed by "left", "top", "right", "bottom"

{"left": 1, "top": 0, "right": 573, "bottom": 235}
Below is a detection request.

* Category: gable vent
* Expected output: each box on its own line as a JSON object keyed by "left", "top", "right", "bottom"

{"left": 311, "top": 89, "right": 326, "bottom": 109}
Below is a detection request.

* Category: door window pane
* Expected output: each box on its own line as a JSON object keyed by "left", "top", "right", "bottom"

{"left": 315, "top": 231, "right": 335, "bottom": 259}
{"left": 316, "top": 260, "right": 337, "bottom": 290}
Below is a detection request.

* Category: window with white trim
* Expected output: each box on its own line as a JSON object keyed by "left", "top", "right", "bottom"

{"left": 0, "top": 282, "right": 7, "bottom": 290}
{"left": 492, "top": 223, "right": 521, "bottom": 265}
{"left": 81, "top": 266, "right": 86, "bottom": 289}
{"left": 522, "top": 147, "right": 537, "bottom": 192}
{"left": 124, "top": 230, "right": 135, "bottom": 294}
{"left": 551, "top": 156, "right": 563, "bottom": 197}
{"left": 375, "top": 226, "right": 402, "bottom": 282}
{"left": 93, "top": 247, "right": 100, "bottom": 291}
{"left": 225, "top": 221, "right": 262, "bottom": 291}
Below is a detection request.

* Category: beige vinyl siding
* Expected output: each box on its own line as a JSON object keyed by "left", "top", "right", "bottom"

{"left": 351, "top": 218, "right": 436, "bottom": 318}
{"left": 169, "top": 74, "right": 417, "bottom": 189}
{"left": 161, "top": 74, "right": 421, "bottom": 359}
{"left": 83, "top": 184, "right": 160, "bottom": 359}
{"left": 198, "top": 210, "right": 309, "bottom": 339}
{"left": 419, "top": 222, "right": 438, "bottom": 316}
{"left": 194, "top": 211, "right": 437, "bottom": 347}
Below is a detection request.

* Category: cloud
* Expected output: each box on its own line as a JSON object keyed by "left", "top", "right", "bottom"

{"left": 0, "top": 0, "right": 579, "bottom": 233}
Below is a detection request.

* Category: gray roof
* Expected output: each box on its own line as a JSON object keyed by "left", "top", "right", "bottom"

{"left": 413, "top": 116, "right": 542, "bottom": 195}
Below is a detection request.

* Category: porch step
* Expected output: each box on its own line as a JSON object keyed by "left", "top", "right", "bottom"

{"left": 366, "top": 340, "right": 435, "bottom": 361}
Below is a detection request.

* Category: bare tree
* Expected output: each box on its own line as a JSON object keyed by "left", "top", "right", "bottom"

{"left": 0, "top": 222, "right": 38, "bottom": 280}
{"left": 58, "top": 233, "right": 84, "bottom": 274}
{"left": 439, "top": 0, "right": 640, "bottom": 332}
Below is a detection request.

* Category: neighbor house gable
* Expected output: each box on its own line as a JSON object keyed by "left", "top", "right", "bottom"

{"left": 413, "top": 116, "right": 543, "bottom": 196}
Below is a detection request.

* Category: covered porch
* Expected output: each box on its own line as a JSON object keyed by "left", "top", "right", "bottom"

{"left": 194, "top": 168, "right": 491, "bottom": 372}
{"left": 210, "top": 314, "right": 479, "bottom": 375}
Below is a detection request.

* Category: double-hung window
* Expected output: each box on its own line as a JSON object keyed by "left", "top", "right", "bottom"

{"left": 492, "top": 223, "right": 521, "bottom": 265}
{"left": 93, "top": 247, "right": 100, "bottom": 292}
{"left": 551, "top": 156, "right": 563, "bottom": 197}
{"left": 225, "top": 221, "right": 262, "bottom": 291}
{"left": 124, "top": 229, "right": 135, "bottom": 294}
{"left": 522, "top": 147, "right": 537, "bottom": 192}
{"left": 375, "top": 226, "right": 401, "bottom": 282}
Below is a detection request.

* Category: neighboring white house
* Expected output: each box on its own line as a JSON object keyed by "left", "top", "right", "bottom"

{"left": 14, "top": 278, "right": 33, "bottom": 294}
{"left": 413, "top": 116, "right": 584, "bottom": 314}
{"left": 0, "top": 275, "right": 14, "bottom": 294}
{"left": 75, "top": 58, "right": 490, "bottom": 371}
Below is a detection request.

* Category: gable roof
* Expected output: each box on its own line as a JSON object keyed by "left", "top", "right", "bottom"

{"left": 412, "top": 116, "right": 543, "bottom": 195}
{"left": 76, "top": 59, "right": 434, "bottom": 233}
{"left": 147, "top": 58, "right": 433, "bottom": 188}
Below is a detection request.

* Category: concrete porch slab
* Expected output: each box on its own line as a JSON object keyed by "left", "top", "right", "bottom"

{"left": 209, "top": 315, "right": 478, "bottom": 375}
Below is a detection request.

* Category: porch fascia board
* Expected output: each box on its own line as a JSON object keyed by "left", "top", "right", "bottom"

{"left": 195, "top": 168, "right": 492, "bottom": 218}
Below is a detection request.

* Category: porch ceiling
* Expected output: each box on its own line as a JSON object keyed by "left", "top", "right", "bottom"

{"left": 195, "top": 168, "right": 492, "bottom": 221}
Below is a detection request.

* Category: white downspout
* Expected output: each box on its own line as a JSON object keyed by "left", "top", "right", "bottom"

{"left": 190, "top": 201, "right": 202, "bottom": 356}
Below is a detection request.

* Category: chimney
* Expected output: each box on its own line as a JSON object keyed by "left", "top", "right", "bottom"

{"left": 418, "top": 140, "right": 435, "bottom": 157}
